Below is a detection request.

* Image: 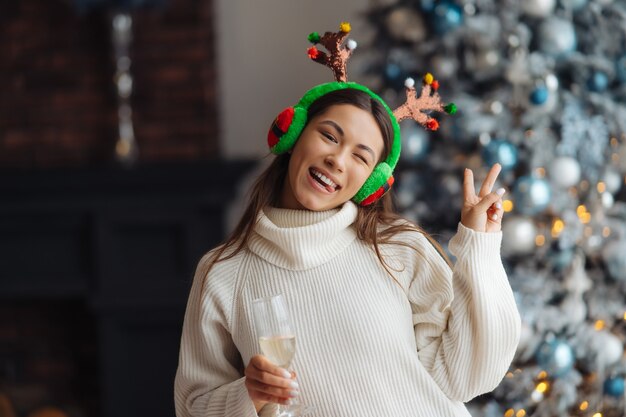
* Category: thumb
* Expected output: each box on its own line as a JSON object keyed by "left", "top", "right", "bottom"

{"left": 474, "top": 188, "right": 505, "bottom": 212}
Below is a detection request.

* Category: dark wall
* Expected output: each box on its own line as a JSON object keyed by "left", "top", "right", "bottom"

{"left": 0, "top": 1, "right": 249, "bottom": 416}
{"left": 0, "top": 0, "right": 219, "bottom": 169}
{"left": 0, "top": 162, "right": 254, "bottom": 417}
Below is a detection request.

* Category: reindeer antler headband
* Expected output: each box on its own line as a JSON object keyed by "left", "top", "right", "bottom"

{"left": 267, "top": 22, "right": 456, "bottom": 206}
{"left": 307, "top": 22, "right": 457, "bottom": 129}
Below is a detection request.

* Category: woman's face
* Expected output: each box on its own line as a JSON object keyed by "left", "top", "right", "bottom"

{"left": 279, "top": 104, "right": 385, "bottom": 211}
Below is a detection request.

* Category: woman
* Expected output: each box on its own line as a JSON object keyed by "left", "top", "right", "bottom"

{"left": 174, "top": 86, "right": 521, "bottom": 417}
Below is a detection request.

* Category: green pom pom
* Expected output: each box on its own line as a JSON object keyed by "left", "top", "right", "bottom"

{"left": 308, "top": 32, "right": 321, "bottom": 43}
{"left": 444, "top": 103, "right": 457, "bottom": 115}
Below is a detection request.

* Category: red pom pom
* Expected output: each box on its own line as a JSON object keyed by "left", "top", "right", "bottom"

{"left": 426, "top": 119, "right": 439, "bottom": 131}
{"left": 307, "top": 46, "right": 320, "bottom": 59}
{"left": 431, "top": 80, "right": 439, "bottom": 91}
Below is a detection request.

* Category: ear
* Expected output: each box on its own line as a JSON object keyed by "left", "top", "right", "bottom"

{"left": 268, "top": 106, "right": 308, "bottom": 154}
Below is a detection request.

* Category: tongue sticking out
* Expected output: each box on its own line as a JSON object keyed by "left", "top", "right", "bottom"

{"left": 311, "top": 170, "right": 336, "bottom": 193}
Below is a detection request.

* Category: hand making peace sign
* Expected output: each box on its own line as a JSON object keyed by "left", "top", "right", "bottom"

{"left": 461, "top": 163, "right": 506, "bottom": 233}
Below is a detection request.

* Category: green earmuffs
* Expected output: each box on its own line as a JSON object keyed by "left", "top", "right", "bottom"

{"left": 267, "top": 82, "right": 401, "bottom": 206}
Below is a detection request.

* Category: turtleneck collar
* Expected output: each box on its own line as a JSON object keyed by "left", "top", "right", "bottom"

{"left": 247, "top": 201, "right": 358, "bottom": 271}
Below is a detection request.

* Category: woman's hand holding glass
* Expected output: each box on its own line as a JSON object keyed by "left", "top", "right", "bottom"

{"left": 247, "top": 294, "right": 312, "bottom": 416}
{"left": 244, "top": 354, "right": 299, "bottom": 411}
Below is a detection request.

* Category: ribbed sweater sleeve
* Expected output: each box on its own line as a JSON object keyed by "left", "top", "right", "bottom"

{"left": 409, "top": 222, "right": 521, "bottom": 402}
{"left": 174, "top": 253, "right": 258, "bottom": 417}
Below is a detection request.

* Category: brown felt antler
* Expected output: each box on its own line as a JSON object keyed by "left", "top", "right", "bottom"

{"left": 307, "top": 22, "right": 357, "bottom": 82}
{"left": 393, "top": 74, "right": 457, "bottom": 131}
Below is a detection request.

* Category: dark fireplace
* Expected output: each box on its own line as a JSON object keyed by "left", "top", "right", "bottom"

{"left": 0, "top": 299, "right": 98, "bottom": 417}
{"left": 0, "top": 161, "right": 254, "bottom": 417}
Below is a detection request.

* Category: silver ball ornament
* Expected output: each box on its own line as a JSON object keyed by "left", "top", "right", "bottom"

{"left": 549, "top": 156, "right": 581, "bottom": 188}
{"left": 514, "top": 176, "right": 552, "bottom": 215}
{"left": 502, "top": 216, "right": 538, "bottom": 256}
{"left": 537, "top": 17, "right": 577, "bottom": 58}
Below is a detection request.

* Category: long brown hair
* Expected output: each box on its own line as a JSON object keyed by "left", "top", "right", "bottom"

{"left": 200, "top": 89, "right": 451, "bottom": 283}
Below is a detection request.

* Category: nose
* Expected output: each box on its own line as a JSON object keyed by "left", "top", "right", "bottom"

{"left": 325, "top": 150, "right": 346, "bottom": 173}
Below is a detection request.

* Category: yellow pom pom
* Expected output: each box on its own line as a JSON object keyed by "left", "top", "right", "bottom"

{"left": 339, "top": 22, "right": 351, "bottom": 33}
{"left": 424, "top": 73, "right": 434, "bottom": 85}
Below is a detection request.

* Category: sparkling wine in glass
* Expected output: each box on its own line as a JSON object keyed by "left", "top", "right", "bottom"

{"left": 252, "top": 294, "right": 313, "bottom": 417}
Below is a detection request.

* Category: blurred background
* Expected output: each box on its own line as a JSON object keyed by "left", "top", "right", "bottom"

{"left": 1, "top": 0, "right": 626, "bottom": 416}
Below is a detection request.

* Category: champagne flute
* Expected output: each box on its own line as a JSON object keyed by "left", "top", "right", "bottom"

{"left": 252, "top": 294, "right": 313, "bottom": 417}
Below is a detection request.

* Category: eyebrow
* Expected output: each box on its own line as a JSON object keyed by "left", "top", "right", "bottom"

{"left": 319, "top": 120, "right": 377, "bottom": 161}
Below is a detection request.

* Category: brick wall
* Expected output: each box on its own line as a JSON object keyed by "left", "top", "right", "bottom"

{"left": 0, "top": 0, "right": 218, "bottom": 169}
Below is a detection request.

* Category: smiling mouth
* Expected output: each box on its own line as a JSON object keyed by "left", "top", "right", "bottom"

{"left": 309, "top": 168, "right": 340, "bottom": 192}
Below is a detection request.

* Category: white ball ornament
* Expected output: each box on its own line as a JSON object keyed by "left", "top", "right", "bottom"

{"left": 545, "top": 73, "right": 559, "bottom": 91}
{"left": 404, "top": 77, "right": 415, "bottom": 88}
{"left": 596, "top": 331, "right": 624, "bottom": 368}
{"left": 521, "top": 0, "right": 556, "bottom": 18}
{"left": 502, "top": 216, "right": 538, "bottom": 256}
{"left": 549, "top": 156, "right": 581, "bottom": 188}
{"left": 602, "top": 169, "right": 622, "bottom": 194}
{"left": 346, "top": 39, "right": 357, "bottom": 51}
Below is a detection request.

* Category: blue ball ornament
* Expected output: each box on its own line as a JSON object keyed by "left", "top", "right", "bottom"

{"left": 604, "top": 376, "right": 625, "bottom": 397}
{"left": 401, "top": 125, "right": 430, "bottom": 162}
{"left": 431, "top": 2, "right": 463, "bottom": 34}
{"left": 530, "top": 87, "right": 549, "bottom": 105}
{"left": 513, "top": 176, "right": 551, "bottom": 215}
{"left": 482, "top": 139, "right": 518, "bottom": 172}
{"left": 535, "top": 339, "right": 575, "bottom": 377}
{"left": 587, "top": 71, "right": 609, "bottom": 92}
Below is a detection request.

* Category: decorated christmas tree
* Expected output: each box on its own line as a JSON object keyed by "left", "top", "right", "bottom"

{"left": 358, "top": 0, "right": 626, "bottom": 416}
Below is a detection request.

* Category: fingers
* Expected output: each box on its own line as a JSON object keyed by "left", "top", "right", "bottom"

{"left": 251, "top": 355, "right": 292, "bottom": 380}
{"left": 463, "top": 168, "right": 476, "bottom": 202}
{"left": 245, "top": 377, "right": 298, "bottom": 402}
{"left": 487, "top": 196, "right": 504, "bottom": 224}
{"left": 245, "top": 355, "right": 299, "bottom": 405}
{"left": 475, "top": 187, "right": 506, "bottom": 216}
{"left": 478, "top": 163, "right": 502, "bottom": 198}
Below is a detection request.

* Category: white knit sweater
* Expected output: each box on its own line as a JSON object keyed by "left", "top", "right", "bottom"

{"left": 174, "top": 201, "right": 521, "bottom": 417}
